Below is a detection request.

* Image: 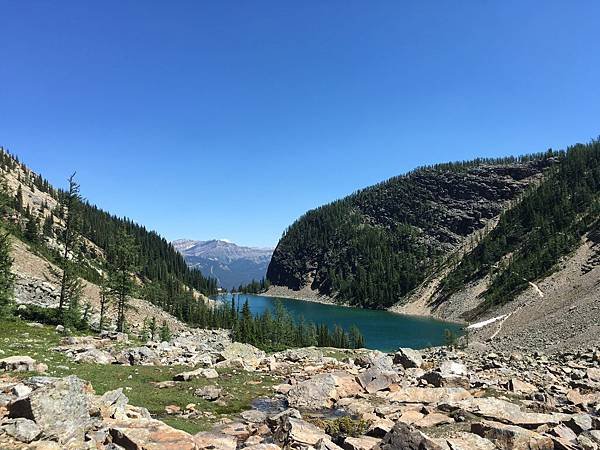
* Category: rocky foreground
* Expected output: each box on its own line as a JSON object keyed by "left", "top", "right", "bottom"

{"left": 1, "top": 328, "right": 599, "bottom": 449}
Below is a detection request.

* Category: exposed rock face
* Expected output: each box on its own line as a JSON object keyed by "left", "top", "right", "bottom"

{"left": 267, "top": 160, "right": 549, "bottom": 308}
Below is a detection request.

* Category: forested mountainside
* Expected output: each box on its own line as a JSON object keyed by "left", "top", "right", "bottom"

{"left": 0, "top": 147, "right": 218, "bottom": 323}
{"left": 436, "top": 141, "right": 600, "bottom": 318}
{"left": 268, "top": 148, "right": 572, "bottom": 311}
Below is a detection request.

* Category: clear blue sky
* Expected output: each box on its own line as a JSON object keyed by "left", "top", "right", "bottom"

{"left": 1, "top": 1, "right": 599, "bottom": 248}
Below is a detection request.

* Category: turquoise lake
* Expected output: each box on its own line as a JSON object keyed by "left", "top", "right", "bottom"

{"left": 214, "top": 293, "right": 463, "bottom": 352}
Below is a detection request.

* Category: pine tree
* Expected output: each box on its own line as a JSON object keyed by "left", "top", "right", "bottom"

{"left": 108, "top": 229, "right": 138, "bottom": 333}
{"left": 149, "top": 316, "right": 158, "bottom": 341}
{"left": 24, "top": 217, "right": 39, "bottom": 243}
{"left": 14, "top": 185, "right": 23, "bottom": 212}
{"left": 99, "top": 280, "right": 111, "bottom": 332}
{"left": 58, "top": 174, "right": 82, "bottom": 318}
{"left": 0, "top": 232, "right": 14, "bottom": 318}
{"left": 160, "top": 320, "right": 171, "bottom": 342}
{"left": 42, "top": 215, "right": 54, "bottom": 237}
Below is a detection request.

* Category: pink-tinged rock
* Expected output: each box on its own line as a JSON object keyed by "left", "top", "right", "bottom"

{"left": 108, "top": 418, "right": 198, "bottom": 450}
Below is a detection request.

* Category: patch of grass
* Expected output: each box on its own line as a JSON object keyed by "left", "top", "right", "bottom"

{"left": 0, "top": 319, "right": 278, "bottom": 434}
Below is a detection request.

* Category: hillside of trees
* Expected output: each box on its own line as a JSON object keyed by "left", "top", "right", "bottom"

{"left": 0, "top": 147, "right": 217, "bottom": 329}
{"left": 437, "top": 140, "right": 600, "bottom": 318}
{"left": 268, "top": 152, "right": 555, "bottom": 309}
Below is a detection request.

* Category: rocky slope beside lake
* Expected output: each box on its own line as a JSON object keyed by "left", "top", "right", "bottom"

{"left": 2, "top": 325, "right": 599, "bottom": 449}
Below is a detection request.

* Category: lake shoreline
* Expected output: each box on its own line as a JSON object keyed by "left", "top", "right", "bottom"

{"left": 259, "top": 285, "right": 467, "bottom": 326}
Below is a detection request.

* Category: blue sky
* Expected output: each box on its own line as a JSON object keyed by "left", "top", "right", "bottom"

{"left": 1, "top": 1, "right": 599, "bottom": 248}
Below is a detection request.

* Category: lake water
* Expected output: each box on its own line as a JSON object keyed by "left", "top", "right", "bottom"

{"left": 214, "top": 293, "right": 463, "bottom": 352}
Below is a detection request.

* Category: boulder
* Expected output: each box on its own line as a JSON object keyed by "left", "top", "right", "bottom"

{"left": 1, "top": 418, "right": 41, "bottom": 443}
{"left": 316, "top": 438, "right": 345, "bottom": 450}
{"left": 357, "top": 368, "right": 399, "bottom": 393}
{"left": 378, "top": 422, "right": 447, "bottom": 450}
{"left": 194, "top": 431, "right": 237, "bottom": 450}
{"left": 273, "top": 416, "right": 328, "bottom": 446}
{"left": 394, "top": 348, "right": 423, "bottom": 369}
{"left": 343, "top": 435, "right": 381, "bottom": 450}
{"left": 446, "top": 432, "right": 496, "bottom": 450}
{"left": 73, "top": 348, "right": 116, "bottom": 365}
{"left": 194, "top": 385, "right": 222, "bottom": 401}
{"left": 174, "top": 367, "right": 219, "bottom": 381}
{"left": 414, "top": 412, "right": 454, "bottom": 428}
{"left": 565, "top": 413, "right": 594, "bottom": 434}
{"left": 331, "top": 371, "right": 364, "bottom": 398}
{"left": 507, "top": 378, "right": 537, "bottom": 395}
{"left": 240, "top": 409, "right": 267, "bottom": 423}
{"left": 421, "top": 361, "right": 469, "bottom": 388}
{"left": 355, "top": 351, "right": 394, "bottom": 371}
{"left": 387, "top": 387, "right": 471, "bottom": 404}
{"left": 115, "top": 347, "right": 160, "bottom": 366}
{"left": 11, "top": 383, "right": 32, "bottom": 398}
{"left": 458, "top": 397, "right": 566, "bottom": 428}
{"left": 8, "top": 375, "right": 93, "bottom": 444}
{"left": 108, "top": 418, "right": 198, "bottom": 450}
{"left": 471, "top": 420, "right": 554, "bottom": 450}
{"left": 96, "top": 388, "right": 129, "bottom": 419}
{"left": 0, "top": 355, "right": 38, "bottom": 372}
{"left": 287, "top": 373, "right": 338, "bottom": 409}
{"left": 219, "top": 342, "right": 265, "bottom": 370}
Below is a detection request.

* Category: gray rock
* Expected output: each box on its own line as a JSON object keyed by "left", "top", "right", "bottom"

{"left": 240, "top": 409, "right": 267, "bottom": 423}
{"left": 378, "top": 422, "right": 446, "bottom": 450}
{"left": 355, "top": 351, "right": 394, "bottom": 371}
{"left": 566, "top": 414, "right": 594, "bottom": 434}
{"left": 357, "top": 368, "right": 399, "bottom": 393}
{"left": 273, "top": 416, "right": 328, "bottom": 447}
{"left": 1, "top": 418, "right": 41, "bottom": 443}
{"left": 219, "top": 342, "right": 265, "bottom": 370}
{"left": 194, "top": 385, "right": 222, "bottom": 401}
{"left": 471, "top": 420, "right": 554, "bottom": 450}
{"left": 8, "top": 375, "right": 93, "bottom": 444}
{"left": 73, "top": 348, "right": 116, "bottom": 365}
{"left": 394, "top": 348, "right": 423, "bottom": 369}
{"left": 287, "top": 373, "right": 338, "bottom": 409}
{"left": 11, "top": 383, "right": 32, "bottom": 398}
{"left": 0, "top": 355, "right": 37, "bottom": 372}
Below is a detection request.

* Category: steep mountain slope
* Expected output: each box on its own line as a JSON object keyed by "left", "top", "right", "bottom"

{"left": 268, "top": 141, "right": 600, "bottom": 338}
{"left": 0, "top": 147, "right": 217, "bottom": 327}
{"left": 268, "top": 154, "right": 555, "bottom": 309}
{"left": 173, "top": 239, "right": 273, "bottom": 290}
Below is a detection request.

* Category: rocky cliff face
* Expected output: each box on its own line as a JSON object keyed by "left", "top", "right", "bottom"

{"left": 267, "top": 159, "right": 551, "bottom": 308}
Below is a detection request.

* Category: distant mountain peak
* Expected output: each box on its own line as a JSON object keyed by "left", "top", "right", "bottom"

{"left": 173, "top": 239, "right": 273, "bottom": 289}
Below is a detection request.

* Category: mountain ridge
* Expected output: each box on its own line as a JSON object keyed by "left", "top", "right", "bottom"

{"left": 267, "top": 141, "right": 600, "bottom": 337}
{"left": 173, "top": 238, "right": 273, "bottom": 290}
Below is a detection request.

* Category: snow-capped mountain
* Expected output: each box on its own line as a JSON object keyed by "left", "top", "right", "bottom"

{"left": 172, "top": 239, "right": 273, "bottom": 290}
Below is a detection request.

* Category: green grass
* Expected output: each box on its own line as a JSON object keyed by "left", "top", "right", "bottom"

{"left": 0, "top": 319, "right": 278, "bottom": 434}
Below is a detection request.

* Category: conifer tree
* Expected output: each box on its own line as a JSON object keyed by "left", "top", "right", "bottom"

{"left": 58, "top": 174, "right": 82, "bottom": 317}
{"left": 0, "top": 232, "right": 14, "bottom": 318}
{"left": 160, "top": 320, "right": 171, "bottom": 342}
{"left": 108, "top": 229, "right": 137, "bottom": 333}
